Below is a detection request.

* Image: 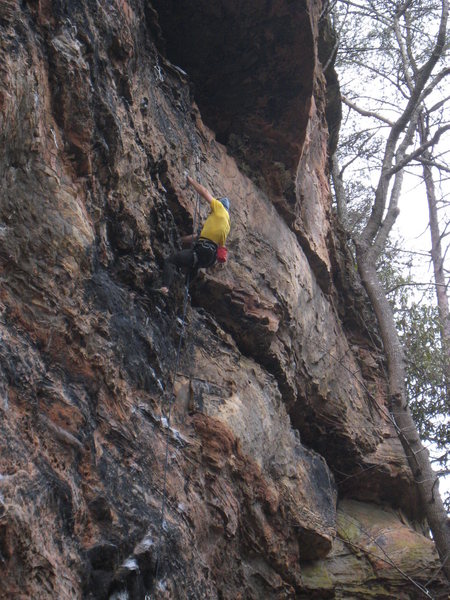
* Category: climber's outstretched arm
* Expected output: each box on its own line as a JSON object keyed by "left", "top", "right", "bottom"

{"left": 187, "top": 175, "right": 214, "bottom": 205}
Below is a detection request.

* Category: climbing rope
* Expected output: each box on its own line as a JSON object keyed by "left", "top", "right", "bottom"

{"left": 154, "top": 281, "right": 190, "bottom": 581}
{"left": 315, "top": 339, "right": 442, "bottom": 485}
{"left": 150, "top": 150, "right": 439, "bottom": 595}
{"left": 185, "top": 155, "right": 202, "bottom": 415}
{"left": 337, "top": 512, "right": 435, "bottom": 599}
{"left": 154, "top": 155, "right": 202, "bottom": 582}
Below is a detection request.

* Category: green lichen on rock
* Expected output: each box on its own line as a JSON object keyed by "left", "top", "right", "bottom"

{"left": 301, "top": 560, "right": 334, "bottom": 589}
{"left": 300, "top": 500, "right": 445, "bottom": 597}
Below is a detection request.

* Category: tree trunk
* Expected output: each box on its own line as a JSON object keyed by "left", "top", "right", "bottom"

{"left": 418, "top": 114, "right": 450, "bottom": 407}
{"left": 356, "top": 241, "right": 450, "bottom": 581}
{"left": 331, "top": 154, "right": 349, "bottom": 228}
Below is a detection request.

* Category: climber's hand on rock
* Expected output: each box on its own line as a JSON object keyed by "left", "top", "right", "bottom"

{"left": 182, "top": 171, "right": 190, "bottom": 189}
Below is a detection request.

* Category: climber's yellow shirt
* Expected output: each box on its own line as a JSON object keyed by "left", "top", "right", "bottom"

{"left": 199, "top": 199, "right": 230, "bottom": 247}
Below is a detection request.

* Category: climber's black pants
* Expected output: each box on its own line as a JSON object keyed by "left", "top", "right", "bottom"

{"left": 162, "top": 248, "right": 196, "bottom": 287}
{"left": 162, "top": 239, "right": 217, "bottom": 287}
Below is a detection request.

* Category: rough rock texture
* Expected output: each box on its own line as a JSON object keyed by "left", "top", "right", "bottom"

{"left": 0, "top": 1, "right": 447, "bottom": 599}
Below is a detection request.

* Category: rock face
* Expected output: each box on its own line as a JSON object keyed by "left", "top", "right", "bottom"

{"left": 0, "top": 1, "right": 447, "bottom": 599}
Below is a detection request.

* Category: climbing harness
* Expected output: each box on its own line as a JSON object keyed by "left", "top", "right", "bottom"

{"left": 193, "top": 238, "right": 218, "bottom": 268}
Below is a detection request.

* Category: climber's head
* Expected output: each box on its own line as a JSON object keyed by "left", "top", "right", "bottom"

{"left": 219, "top": 197, "right": 230, "bottom": 212}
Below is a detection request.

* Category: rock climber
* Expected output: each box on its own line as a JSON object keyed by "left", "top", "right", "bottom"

{"left": 158, "top": 175, "right": 230, "bottom": 294}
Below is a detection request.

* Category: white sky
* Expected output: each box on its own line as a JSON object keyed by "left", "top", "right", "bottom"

{"left": 395, "top": 177, "right": 450, "bottom": 500}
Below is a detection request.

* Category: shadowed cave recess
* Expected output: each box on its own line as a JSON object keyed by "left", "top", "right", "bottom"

{"left": 152, "top": 0, "right": 315, "bottom": 202}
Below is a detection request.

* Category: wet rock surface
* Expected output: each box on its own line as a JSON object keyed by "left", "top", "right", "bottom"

{"left": 0, "top": 0, "right": 447, "bottom": 598}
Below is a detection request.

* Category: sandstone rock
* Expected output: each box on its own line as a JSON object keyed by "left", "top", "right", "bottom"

{"left": 301, "top": 500, "right": 445, "bottom": 599}
{"left": 0, "top": 0, "right": 447, "bottom": 598}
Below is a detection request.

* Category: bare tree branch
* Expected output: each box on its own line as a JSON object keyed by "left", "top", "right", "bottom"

{"left": 362, "top": 0, "right": 449, "bottom": 247}
{"left": 386, "top": 281, "right": 450, "bottom": 294}
{"left": 342, "top": 95, "right": 395, "bottom": 125}
{"left": 420, "top": 67, "right": 450, "bottom": 105}
{"left": 417, "top": 157, "right": 450, "bottom": 174}
{"left": 387, "top": 123, "right": 450, "bottom": 177}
